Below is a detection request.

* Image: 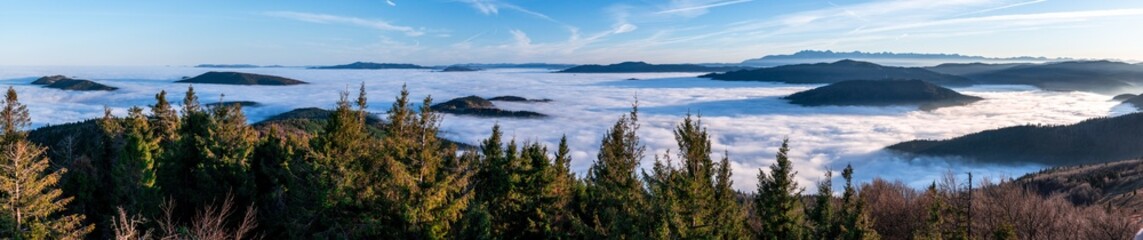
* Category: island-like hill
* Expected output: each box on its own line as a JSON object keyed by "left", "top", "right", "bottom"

{"left": 741, "top": 50, "right": 1064, "bottom": 67}
{"left": 961, "top": 60, "right": 1143, "bottom": 94}
{"left": 886, "top": 112, "right": 1143, "bottom": 166}
{"left": 31, "top": 75, "right": 117, "bottom": 91}
{"left": 311, "top": 62, "right": 429, "bottom": 70}
{"left": 177, "top": 71, "right": 307, "bottom": 86}
{"left": 430, "top": 96, "right": 546, "bottom": 118}
{"left": 556, "top": 61, "right": 750, "bottom": 73}
{"left": 440, "top": 66, "right": 480, "bottom": 72}
{"left": 783, "top": 80, "right": 981, "bottom": 110}
{"left": 700, "top": 60, "right": 975, "bottom": 87}
{"left": 488, "top": 96, "right": 552, "bottom": 103}
{"left": 32, "top": 75, "right": 69, "bottom": 85}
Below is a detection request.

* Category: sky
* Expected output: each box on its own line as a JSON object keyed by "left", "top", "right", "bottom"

{"left": 1, "top": 0, "right": 1142, "bottom": 66}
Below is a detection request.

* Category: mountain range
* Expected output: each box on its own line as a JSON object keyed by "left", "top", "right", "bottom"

{"left": 741, "top": 50, "right": 1068, "bottom": 67}
{"left": 700, "top": 60, "right": 975, "bottom": 86}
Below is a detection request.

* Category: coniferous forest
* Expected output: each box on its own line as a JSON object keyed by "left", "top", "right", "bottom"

{"left": 0, "top": 85, "right": 1136, "bottom": 239}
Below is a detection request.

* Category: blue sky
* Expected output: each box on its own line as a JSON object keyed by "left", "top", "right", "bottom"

{"left": 1, "top": 0, "right": 1141, "bottom": 65}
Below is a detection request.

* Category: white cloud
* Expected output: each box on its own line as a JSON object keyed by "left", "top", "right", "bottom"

{"left": 657, "top": 0, "right": 753, "bottom": 17}
{"left": 385, "top": 0, "right": 396, "bottom": 7}
{"left": 265, "top": 11, "right": 424, "bottom": 36}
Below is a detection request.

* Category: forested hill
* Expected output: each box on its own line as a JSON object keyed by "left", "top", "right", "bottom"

{"left": 782, "top": 79, "right": 981, "bottom": 110}
{"left": 700, "top": 60, "right": 975, "bottom": 87}
{"left": 887, "top": 112, "right": 1143, "bottom": 166}
{"left": 961, "top": 61, "right": 1143, "bottom": 94}
{"left": 556, "top": 61, "right": 749, "bottom": 73}
{"left": 1014, "top": 159, "right": 1143, "bottom": 208}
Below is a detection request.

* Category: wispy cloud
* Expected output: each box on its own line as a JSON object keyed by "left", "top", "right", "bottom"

{"left": 658, "top": 0, "right": 753, "bottom": 17}
{"left": 954, "top": 0, "right": 1046, "bottom": 17}
{"left": 265, "top": 11, "right": 424, "bottom": 36}
{"left": 458, "top": 0, "right": 560, "bottom": 24}
{"left": 857, "top": 8, "right": 1143, "bottom": 34}
{"left": 385, "top": 0, "right": 397, "bottom": 7}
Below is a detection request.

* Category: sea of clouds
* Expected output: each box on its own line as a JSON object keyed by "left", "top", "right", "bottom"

{"left": 0, "top": 66, "right": 1127, "bottom": 191}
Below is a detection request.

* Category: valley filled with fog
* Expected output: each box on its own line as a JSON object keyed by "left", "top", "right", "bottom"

{"left": 0, "top": 66, "right": 1125, "bottom": 190}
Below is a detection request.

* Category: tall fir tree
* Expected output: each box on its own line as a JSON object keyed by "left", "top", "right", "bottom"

{"left": 645, "top": 114, "right": 748, "bottom": 239}
{"left": 838, "top": 164, "right": 879, "bottom": 240}
{"left": 712, "top": 153, "right": 748, "bottom": 239}
{"left": 149, "top": 90, "right": 180, "bottom": 146}
{"left": 915, "top": 182, "right": 944, "bottom": 240}
{"left": 809, "top": 170, "right": 835, "bottom": 240}
{"left": 112, "top": 106, "right": 160, "bottom": 215}
{"left": 0, "top": 87, "right": 92, "bottom": 239}
{"left": 377, "top": 86, "right": 472, "bottom": 239}
{"left": 754, "top": 138, "right": 805, "bottom": 240}
{"left": 584, "top": 105, "right": 648, "bottom": 239}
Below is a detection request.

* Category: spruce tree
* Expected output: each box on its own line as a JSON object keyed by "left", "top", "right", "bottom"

{"left": 0, "top": 87, "right": 92, "bottom": 239}
{"left": 113, "top": 106, "right": 160, "bottom": 215}
{"left": 584, "top": 105, "right": 647, "bottom": 238}
{"left": 645, "top": 114, "right": 746, "bottom": 238}
{"left": 754, "top": 138, "right": 804, "bottom": 240}
{"left": 543, "top": 135, "right": 585, "bottom": 238}
{"left": 809, "top": 170, "right": 835, "bottom": 240}
{"left": 712, "top": 153, "right": 748, "bottom": 238}
{"left": 149, "top": 90, "right": 180, "bottom": 145}
{"left": 915, "top": 183, "right": 944, "bottom": 240}
{"left": 377, "top": 86, "right": 472, "bottom": 239}
{"left": 838, "top": 164, "right": 879, "bottom": 240}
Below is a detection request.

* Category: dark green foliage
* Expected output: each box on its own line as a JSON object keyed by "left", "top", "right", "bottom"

{"left": 584, "top": 105, "right": 649, "bottom": 239}
{"left": 644, "top": 114, "right": 747, "bottom": 239}
{"left": 374, "top": 86, "right": 473, "bottom": 239}
{"left": 838, "top": 165, "right": 878, "bottom": 240}
{"left": 112, "top": 107, "right": 160, "bottom": 215}
{"left": 754, "top": 138, "right": 805, "bottom": 239}
{"left": 808, "top": 170, "right": 835, "bottom": 240}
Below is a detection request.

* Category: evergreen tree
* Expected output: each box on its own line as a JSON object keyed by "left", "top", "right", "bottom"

{"left": 251, "top": 125, "right": 320, "bottom": 239}
{"left": 542, "top": 135, "right": 586, "bottom": 238}
{"left": 838, "top": 164, "right": 879, "bottom": 240}
{"left": 712, "top": 153, "right": 748, "bottom": 239}
{"left": 113, "top": 106, "right": 160, "bottom": 215}
{"left": 149, "top": 90, "right": 180, "bottom": 145}
{"left": 915, "top": 183, "right": 944, "bottom": 240}
{"left": 311, "top": 89, "right": 372, "bottom": 211}
{"left": 0, "top": 88, "right": 29, "bottom": 145}
{"left": 584, "top": 105, "right": 648, "bottom": 239}
{"left": 195, "top": 99, "right": 259, "bottom": 206}
{"left": 0, "top": 87, "right": 92, "bottom": 239}
{"left": 644, "top": 114, "right": 747, "bottom": 239}
{"left": 377, "top": 86, "right": 472, "bottom": 239}
{"left": 808, "top": 170, "right": 835, "bottom": 240}
{"left": 754, "top": 138, "right": 804, "bottom": 240}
